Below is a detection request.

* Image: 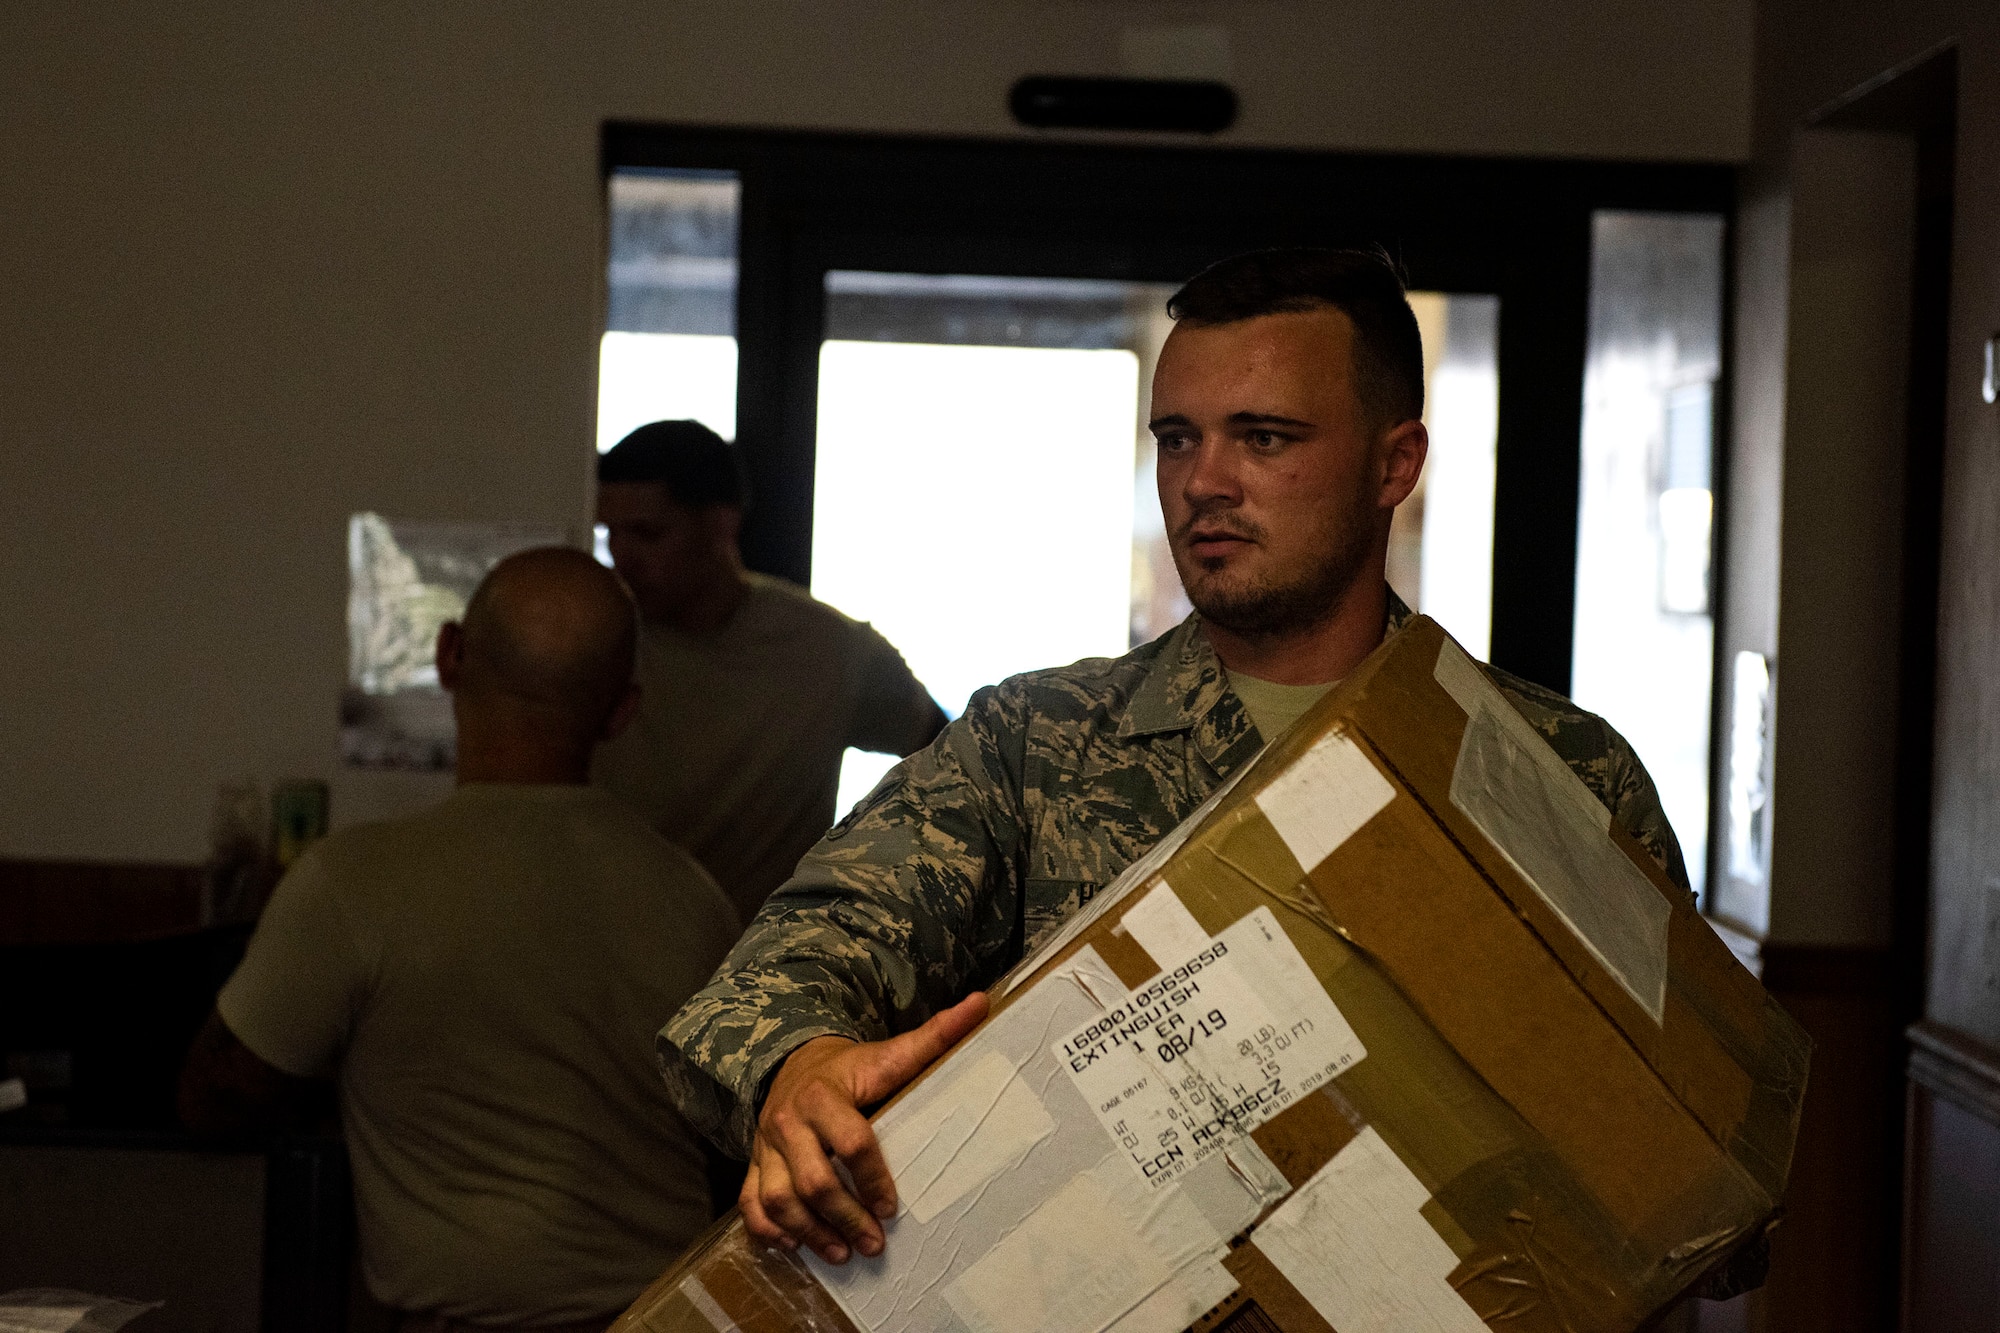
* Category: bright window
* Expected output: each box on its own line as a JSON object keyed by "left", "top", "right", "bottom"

{"left": 594, "top": 168, "right": 741, "bottom": 564}
{"left": 813, "top": 271, "right": 1170, "bottom": 810}
{"left": 596, "top": 170, "right": 739, "bottom": 439}
{"left": 1386, "top": 294, "right": 1499, "bottom": 658}
{"left": 1570, "top": 211, "right": 1726, "bottom": 900}
{"left": 813, "top": 339, "right": 1140, "bottom": 718}
{"left": 596, "top": 332, "right": 736, "bottom": 451}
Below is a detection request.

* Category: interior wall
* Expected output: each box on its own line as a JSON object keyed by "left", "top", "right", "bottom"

{"left": 1765, "top": 128, "right": 1916, "bottom": 950}
{"left": 1730, "top": 0, "right": 1998, "bottom": 1039}
{"left": 0, "top": 0, "right": 1756, "bottom": 864}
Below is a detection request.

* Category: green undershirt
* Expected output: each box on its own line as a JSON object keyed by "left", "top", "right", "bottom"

{"left": 1226, "top": 670, "right": 1338, "bottom": 746}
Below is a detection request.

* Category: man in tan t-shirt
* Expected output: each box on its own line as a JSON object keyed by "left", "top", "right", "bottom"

{"left": 179, "top": 549, "right": 740, "bottom": 1333}
{"left": 592, "top": 421, "right": 946, "bottom": 922}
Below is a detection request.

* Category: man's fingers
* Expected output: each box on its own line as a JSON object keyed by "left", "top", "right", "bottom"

{"left": 853, "top": 991, "right": 990, "bottom": 1105}
{"left": 767, "top": 1195, "right": 850, "bottom": 1264}
{"left": 775, "top": 1112, "right": 884, "bottom": 1257}
{"left": 745, "top": 994, "right": 994, "bottom": 1266}
{"left": 752, "top": 1139, "right": 853, "bottom": 1262}
{"left": 738, "top": 1162, "right": 793, "bottom": 1248}
{"left": 821, "top": 1106, "right": 900, "bottom": 1221}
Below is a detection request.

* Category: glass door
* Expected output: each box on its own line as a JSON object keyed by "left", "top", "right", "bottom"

{"left": 1570, "top": 211, "right": 1726, "bottom": 900}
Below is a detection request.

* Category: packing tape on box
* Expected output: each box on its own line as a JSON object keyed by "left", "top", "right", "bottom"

{"left": 1106, "top": 1250, "right": 1239, "bottom": 1333}
{"left": 1250, "top": 1126, "right": 1486, "bottom": 1333}
{"left": 677, "top": 1275, "right": 741, "bottom": 1332}
{"left": 879, "top": 1049, "right": 1055, "bottom": 1224}
{"left": 1434, "top": 640, "right": 1672, "bottom": 1024}
{"left": 1115, "top": 882, "right": 1212, "bottom": 966}
{"left": 942, "top": 1170, "right": 1174, "bottom": 1333}
{"left": 1248, "top": 1120, "right": 1488, "bottom": 1328}
{"left": 1252, "top": 731, "right": 1397, "bottom": 873}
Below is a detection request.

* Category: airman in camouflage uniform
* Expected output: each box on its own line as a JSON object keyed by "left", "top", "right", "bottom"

{"left": 657, "top": 590, "right": 1689, "bottom": 1160}
{"left": 655, "top": 243, "right": 1759, "bottom": 1304}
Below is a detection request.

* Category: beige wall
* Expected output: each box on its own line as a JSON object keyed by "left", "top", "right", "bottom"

{"left": 0, "top": 1, "right": 1755, "bottom": 862}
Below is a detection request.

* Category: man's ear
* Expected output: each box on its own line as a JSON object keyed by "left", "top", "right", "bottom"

{"left": 1378, "top": 418, "right": 1430, "bottom": 510}
{"left": 601, "top": 681, "right": 642, "bottom": 743}
{"left": 435, "top": 621, "right": 465, "bottom": 692}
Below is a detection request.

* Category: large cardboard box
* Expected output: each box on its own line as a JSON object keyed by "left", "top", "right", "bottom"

{"left": 619, "top": 616, "right": 1809, "bottom": 1333}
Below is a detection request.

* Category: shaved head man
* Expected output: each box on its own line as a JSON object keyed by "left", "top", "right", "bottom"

{"left": 183, "top": 547, "right": 742, "bottom": 1332}
{"left": 439, "top": 546, "right": 641, "bottom": 783}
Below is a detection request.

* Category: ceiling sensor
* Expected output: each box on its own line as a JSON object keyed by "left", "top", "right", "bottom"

{"left": 1009, "top": 77, "right": 1237, "bottom": 135}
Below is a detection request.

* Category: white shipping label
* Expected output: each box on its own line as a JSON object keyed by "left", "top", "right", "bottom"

{"left": 1055, "top": 907, "right": 1366, "bottom": 1190}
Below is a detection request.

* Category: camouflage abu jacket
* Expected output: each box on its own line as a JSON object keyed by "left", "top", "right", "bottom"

{"left": 657, "top": 592, "right": 1690, "bottom": 1161}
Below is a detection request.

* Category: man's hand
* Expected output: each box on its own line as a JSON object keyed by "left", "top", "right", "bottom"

{"left": 742, "top": 992, "right": 989, "bottom": 1264}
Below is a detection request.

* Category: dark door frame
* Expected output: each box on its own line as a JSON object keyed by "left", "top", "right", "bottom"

{"left": 1797, "top": 42, "right": 1956, "bottom": 1332}
{"left": 602, "top": 122, "right": 1732, "bottom": 696}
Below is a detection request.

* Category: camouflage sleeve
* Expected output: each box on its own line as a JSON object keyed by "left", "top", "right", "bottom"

{"left": 657, "top": 684, "right": 1030, "bottom": 1159}
{"left": 1594, "top": 719, "right": 1693, "bottom": 898}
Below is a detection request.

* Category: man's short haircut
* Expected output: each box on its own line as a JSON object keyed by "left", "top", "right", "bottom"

{"left": 1167, "top": 247, "right": 1425, "bottom": 433}
{"left": 597, "top": 420, "right": 749, "bottom": 510}
{"left": 459, "top": 547, "right": 638, "bottom": 743}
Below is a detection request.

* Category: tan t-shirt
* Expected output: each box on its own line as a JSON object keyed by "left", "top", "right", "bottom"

{"left": 592, "top": 572, "right": 937, "bottom": 921}
{"left": 218, "top": 784, "right": 740, "bottom": 1325}
{"left": 1226, "top": 669, "right": 1336, "bottom": 745}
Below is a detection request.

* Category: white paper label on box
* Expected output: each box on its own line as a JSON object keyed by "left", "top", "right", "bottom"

{"left": 1104, "top": 1249, "right": 1239, "bottom": 1333}
{"left": 1252, "top": 1127, "right": 1485, "bottom": 1333}
{"left": 1056, "top": 906, "right": 1366, "bottom": 1190}
{"left": 809, "top": 942, "right": 1293, "bottom": 1333}
{"left": 1435, "top": 639, "right": 1673, "bottom": 1024}
{"left": 1253, "top": 730, "right": 1396, "bottom": 873}
{"left": 943, "top": 1171, "right": 1171, "bottom": 1333}
{"left": 1116, "top": 882, "right": 1211, "bottom": 968}
{"left": 879, "top": 1048, "right": 1057, "bottom": 1224}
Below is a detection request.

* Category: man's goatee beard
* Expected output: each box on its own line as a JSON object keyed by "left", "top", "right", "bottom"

{"left": 1186, "top": 523, "right": 1373, "bottom": 640}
